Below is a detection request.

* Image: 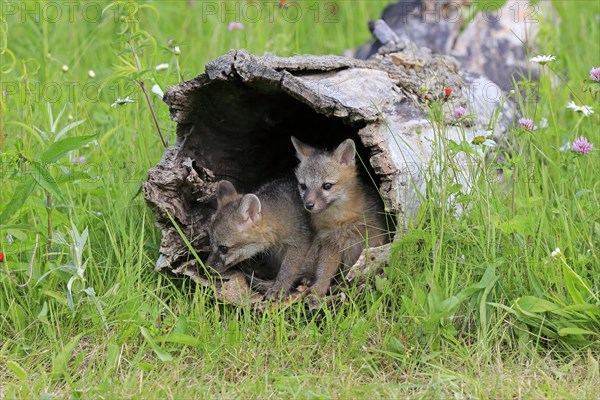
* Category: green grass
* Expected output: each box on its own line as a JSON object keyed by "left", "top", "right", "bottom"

{"left": 1, "top": 0, "right": 599, "bottom": 398}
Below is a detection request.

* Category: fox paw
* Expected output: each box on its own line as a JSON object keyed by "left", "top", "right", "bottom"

{"left": 263, "top": 286, "right": 290, "bottom": 301}
{"left": 304, "top": 293, "right": 325, "bottom": 309}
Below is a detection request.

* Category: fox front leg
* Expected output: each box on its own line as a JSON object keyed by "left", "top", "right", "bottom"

{"left": 308, "top": 243, "right": 340, "bottom": 298}
{"left": 264, "top": 245, "right": 308, "bottom": 300}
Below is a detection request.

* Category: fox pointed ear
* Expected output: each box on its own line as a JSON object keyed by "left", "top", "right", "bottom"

{"left": 217, "top": 180, "right": 238, "bottom": 209}
{"left": 239, "top": 194, "right": 261, "bottom": 226}
{"left": 291, "top": 136, "right": 315, "bottom": 160}
{"left": 334, "top": 139, "right": 356, "bottom": 167}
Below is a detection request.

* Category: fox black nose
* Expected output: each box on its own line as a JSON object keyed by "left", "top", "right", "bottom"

{"left": 305, "top": 202, "right": 315, "bottom": 210}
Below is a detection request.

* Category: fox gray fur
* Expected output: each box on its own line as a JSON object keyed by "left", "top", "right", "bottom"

{"left": 206, "top": 178, "right": 313, "bottom": 298}
{"left": 291, "top": 137, "right": 389, "bottom": 297}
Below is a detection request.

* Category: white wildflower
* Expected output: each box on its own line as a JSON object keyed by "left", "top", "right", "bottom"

{"left": 155, "top": 63, "right": 169, "bottom": 71}
{"left": 465, "top": 129, "right": 496, "bottom": 156}
{"left": 559, "top": 141, "right": 571, "bottom": 152}
{"left": 88, "top": 70, "right": 96, "bottom": 78}
{"left": 538, "top": 118, "right": 548, "bottom": 129}
{"left": 173, "top": 46, "right": 181, "bottom": 55}
{"left": 111, "top": 96, "right": 134, "bottom": 108}
{"left": 61, "top": 65, "right": 69, "bottom": 72}
{"left": 551, "top": 248, "right": 562, "bottom": 258}
{"left": 530, "top": 55, "right": 556, "bottom": 65}
{"left": 151, "top": 84, "right": 164, "bottom": 98}
{"left": 566, "top": 101, "right": 594, "bottom": 117}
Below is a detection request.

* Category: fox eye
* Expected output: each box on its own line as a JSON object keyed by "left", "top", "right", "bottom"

{"left": 299, "top": 183, "right": 307, "bottom": 191}
{"left": 322, "top": 182, "right": 333, "bottom": 190}
{"left": 218, "top": 245, "right": 229, "bottom": 255}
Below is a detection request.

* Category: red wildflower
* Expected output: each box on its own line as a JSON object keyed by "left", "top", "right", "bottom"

{"left": 444, "top": 87, "right": 452, "bottom": 97}
{"left": 278, "top": 0, "right": 289, "bottom": 8}
{"left": 424, "top": 94, "right": 432, "bottom": 101}
{"left": 0, "top": 252, "right": 4, "bottom": 263}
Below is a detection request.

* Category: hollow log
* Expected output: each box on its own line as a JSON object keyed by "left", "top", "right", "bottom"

{"left": 143, "top": 39, "right": 512, "bottom": 305}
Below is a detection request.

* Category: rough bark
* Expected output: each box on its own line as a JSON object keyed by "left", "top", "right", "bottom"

{"left": 354, "top": 0, "right": 550, "bottom": 92}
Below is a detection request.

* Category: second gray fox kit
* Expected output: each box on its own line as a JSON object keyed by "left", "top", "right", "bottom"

{"left": 206, "top": 178, "right": 313, "bottom": 298}
{"left": 291, "top": 137, "right": 389, "bottom": 297}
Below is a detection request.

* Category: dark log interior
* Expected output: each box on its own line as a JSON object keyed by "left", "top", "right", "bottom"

{"left": 176, "top": 78, "right": 380, "bottom": 194}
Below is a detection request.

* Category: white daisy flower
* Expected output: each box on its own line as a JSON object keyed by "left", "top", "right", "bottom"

{"left": 566, "top": 101, "right": 594, "bottom": 117}
{"left": 464, "top": 129, "right": 496, "bottom": 156}
{"left": 580, "top": 105, "right": 594, "bottom": 117}
{"left": 111, "top": 96, "right": 134, "bottom": 108}
{"left": 530, "top": 55, "right": 556, "bottom": 65}
{"left": 155, "top": 63, "right": 169, "bottom": 71}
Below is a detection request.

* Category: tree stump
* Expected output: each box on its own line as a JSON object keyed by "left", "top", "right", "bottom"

{"left": 143, "top": 38, "right": 512, "bottom": 306}
{"left": 354, "top": 0, "right": 548, "bottom": 92}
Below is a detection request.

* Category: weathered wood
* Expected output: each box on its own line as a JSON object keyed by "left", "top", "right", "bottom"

{"left": 354, "top": 0, "right": 549, "bottom": 92}
{"left": 143, "top": 36, "right": 512, "bottom": 305}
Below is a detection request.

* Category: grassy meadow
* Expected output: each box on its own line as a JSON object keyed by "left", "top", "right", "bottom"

{"left": 0, "top": 0, "right": 599, "bottom": 398}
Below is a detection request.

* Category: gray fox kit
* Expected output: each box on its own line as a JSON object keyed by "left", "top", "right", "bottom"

{"left": 291, "top": 137, "right": 389, "bottom": 297}
{"left": 206, "top": 178, "right": 313, "bottom": 298}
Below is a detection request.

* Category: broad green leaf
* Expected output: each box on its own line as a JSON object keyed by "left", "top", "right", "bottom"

{"left": 430, "top": 296, "right": 460, "bottom": 323}
{"left": 37, "top": 301, "right": 48, "bottom": 322}
{"left": 6, "top": 360, "right": 28, "bottom": 381}
{"left": 388, "top": 336, "right": 405, "bottom": 355}
{"left": 54, "top": 119, "right": 86, "bottom": 142}
{"left": 558, "top": 327, "right": 599, "bottom": 337}
{"left": 105, "top": 341, "right": 120, "bottom": 373}
{"left": 31, "top": 161, "right": 63, "bottom": 201}
{"left": 516, "top": 296, "right": 560, "bottom": 313}
{"left": 562, "top": 263, "right": 593, "bottom": 304}
{"left": 42, "top": 290, "right": 68, "bottom": 306}
{"left": 154, "top": 333, "right": 200, "bottom": 347}
{"left": 41, "top": 134, "right": 96, "bottom": 163}
{"left": 138, "top": 362, "right": 155, "bottom": 371}
{"left": 0, "top": 176, "right": 36, "bottom": 222}
{"left": 50, "top": 334, "right": 83, "bottom": 381}
{"left": 527, "top": 267, "right": 545, "bottom": 298}
{"left": 140, "top": 327, "right": 173, "bottom": 362}
{"left": 173, "top": 315, "right": 190, "bottom": 335}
